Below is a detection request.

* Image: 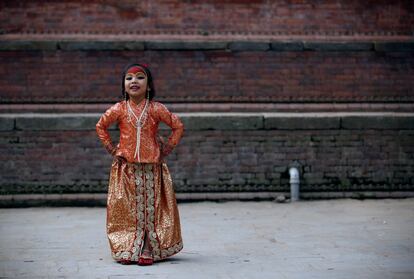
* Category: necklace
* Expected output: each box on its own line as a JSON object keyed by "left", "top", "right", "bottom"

{"left": 126, "top": 99, "right": 149, "bottom": 161}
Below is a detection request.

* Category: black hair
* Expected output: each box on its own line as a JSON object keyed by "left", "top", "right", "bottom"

{"left": 121, "top": 63, "right": 156, "bottom": 101}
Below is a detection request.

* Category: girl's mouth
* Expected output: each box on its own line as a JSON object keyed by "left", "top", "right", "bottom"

{"left": 130, "top": 85, "right": 140, "bottom": 90}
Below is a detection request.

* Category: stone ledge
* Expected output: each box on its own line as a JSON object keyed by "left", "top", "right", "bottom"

{"left": 1, "top": 113, "right": 413, "bottom": 131}
{"left": 2, "top": 103, "right": 414, "bottom": 114}
{"left": 1, "top": 40, "right": 413, "bottom": 52}
{"left": 1, "top": 191, "right": 414, "bottom": 207}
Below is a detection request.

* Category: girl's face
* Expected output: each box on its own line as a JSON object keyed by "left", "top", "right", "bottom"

{"left": 124, "top": 71, "right": 148, "bottom": 100}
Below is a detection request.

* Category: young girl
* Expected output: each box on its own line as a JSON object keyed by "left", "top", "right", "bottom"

{"left": 96, "top": 63, "right": 184, "bottom": 266}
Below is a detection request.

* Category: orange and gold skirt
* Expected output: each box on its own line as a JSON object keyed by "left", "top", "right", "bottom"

{"left": 106, "top": 158, "right": 183, "bottom": 262}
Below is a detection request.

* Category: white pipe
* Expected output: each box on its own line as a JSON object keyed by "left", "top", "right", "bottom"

{"left": 289, "top": 167, "right": 300, "bottom": 202}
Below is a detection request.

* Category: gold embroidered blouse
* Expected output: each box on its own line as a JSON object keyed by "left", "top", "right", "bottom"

{"left": 96, "top": 100, "right": 184, "bottom": 163}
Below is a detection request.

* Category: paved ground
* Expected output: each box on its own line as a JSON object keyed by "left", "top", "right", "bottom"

{"left": 0, "top": 198, "right": 413, "bottom": 279}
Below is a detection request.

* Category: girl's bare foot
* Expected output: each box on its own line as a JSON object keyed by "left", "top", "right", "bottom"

{"left": 138, "top": 249, "right": 153, "bottom": 266}
{"left": 138, "top": 232, "right": 153, "bottom": 265}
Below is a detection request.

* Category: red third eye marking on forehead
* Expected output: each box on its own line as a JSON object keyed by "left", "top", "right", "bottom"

{"left": 126, "top": 66, "right": 146, "bottom": 75}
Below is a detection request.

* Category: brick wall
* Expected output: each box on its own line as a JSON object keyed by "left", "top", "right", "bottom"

{"left": 1, "top": 0, "right": 413, "bottom": 106}
{"left": 1, "top": 1, "right": 413, "bottom": 35}
{"left": 1, "top": 113, "right": 413, "bottom": 197}
{"left": 1, "top": 49, "right": 413, "bottom": 104}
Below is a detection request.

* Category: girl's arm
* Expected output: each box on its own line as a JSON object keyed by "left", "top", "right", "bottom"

{"left": 155, "top": 102, "right": 184, "bottom": 157}
{"left": 96, "top": 103, "right": 122, "bottom": 155}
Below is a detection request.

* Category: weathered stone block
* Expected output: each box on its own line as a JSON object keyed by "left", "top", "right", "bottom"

{"left": 228, "top": 41, "right": 270, "bottom": 51}
{"left": 270, "top": 41, "right": 304, "bottom": 51}
{"left": 15, "top": 115, "right": 101, "bottom": 131}
{"left": 375, "top": 42, "right": 414, "bottom": 52}
{"left": 304, "top": 42, "right": 373, "bottom": 51}
{"left": 59, "top": 41, "right": 145, "bottom": 50}
{"left": 341, "top": 115, "right": 414, "bottom": 130}
{"left": 264, "top": 115, "right": 340, "bottom": 130}
{"left": 0, "top": 117, "right": 14, "bottom": 131}
{"left": 123, "top": 41, "right": 147, "bottom": 50}
{"left": 0, "top": 40, "right": 57, "bottom": 51}
{"left": 145, "top": 41, "right": 227, "bottom": 50}
{"left": 180, "top": 114, "right": 263, "bottom": 130}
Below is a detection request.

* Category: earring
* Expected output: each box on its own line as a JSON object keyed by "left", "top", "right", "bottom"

{"left": 147, "top": 88, "right": 150, "bottom": 99}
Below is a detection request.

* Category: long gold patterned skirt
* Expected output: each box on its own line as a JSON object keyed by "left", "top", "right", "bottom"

{"left": 106, "top": 158, "right": 183, "bottom": 262}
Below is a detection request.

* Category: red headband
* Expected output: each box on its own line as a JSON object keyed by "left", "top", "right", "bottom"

{"left": 126, "top": 66, "right": 146, "bottom": 75}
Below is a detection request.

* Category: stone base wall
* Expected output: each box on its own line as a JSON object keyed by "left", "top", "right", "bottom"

{"left": 1, "top": 112, "right": 413, "bottom": 196}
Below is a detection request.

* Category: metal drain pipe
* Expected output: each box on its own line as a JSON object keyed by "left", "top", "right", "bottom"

{"left": 289, "top": 167, "right": 300, "bottom": 202}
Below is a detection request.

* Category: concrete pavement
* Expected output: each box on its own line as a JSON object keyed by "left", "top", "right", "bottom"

{"left": 0, "top": 199, "right": 413, "bottom": 279}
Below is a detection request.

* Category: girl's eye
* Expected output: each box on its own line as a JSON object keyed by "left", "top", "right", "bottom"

{"left": 125, "top": 76, "right": 132, "bottom": 80}
{"left": 137, "top": 76, "right": 146, "bottom": 80}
